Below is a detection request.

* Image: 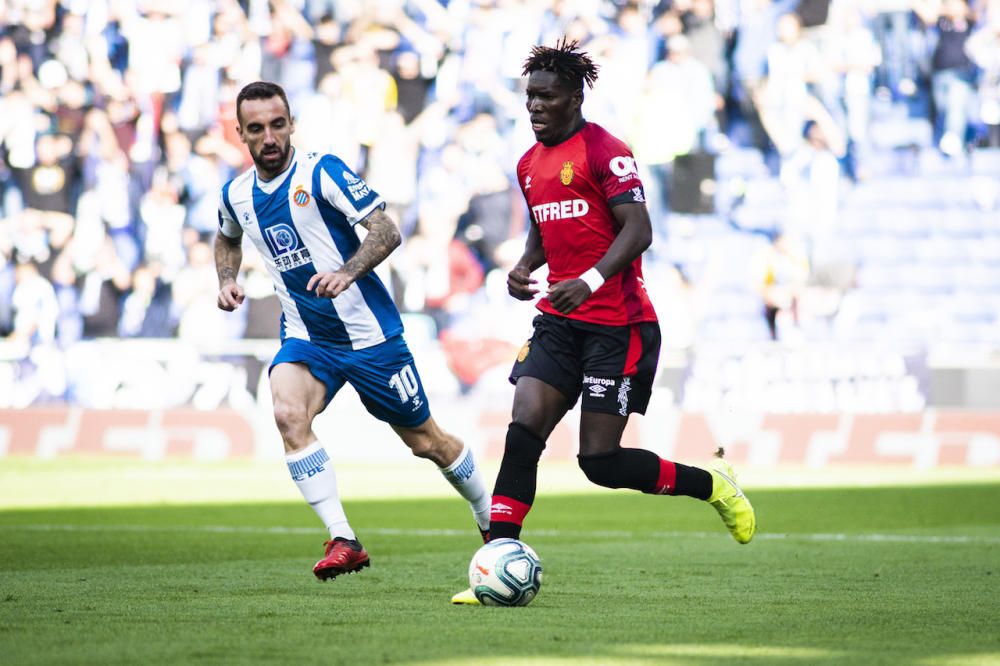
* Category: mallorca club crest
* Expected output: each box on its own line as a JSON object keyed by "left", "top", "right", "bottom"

{"left": 560, "top": 161, "right": 574, "bottom": 186}
{"left": 292, "top": 185, "right": 311, "bottom": 207}
{"left": 517, "top": 340, "right": 531, "bottom": 363}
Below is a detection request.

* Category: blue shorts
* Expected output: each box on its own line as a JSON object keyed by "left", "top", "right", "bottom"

{"left": 269, "top": 335, "right": 431, "bottom": 428}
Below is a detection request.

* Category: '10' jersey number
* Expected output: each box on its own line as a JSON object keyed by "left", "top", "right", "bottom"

{"left": 388, "top": 364, "right": 420, "bottom": 403}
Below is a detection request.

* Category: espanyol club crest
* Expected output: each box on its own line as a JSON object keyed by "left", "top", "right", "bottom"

{"left": 292, "top": 186, "right": 311, "bottom": 207}
{"left": 560, "top": 161, "right": 574, "bottom": 186}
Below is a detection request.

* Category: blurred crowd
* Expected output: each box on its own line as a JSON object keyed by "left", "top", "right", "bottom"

{"left": 2, "top": 0, "right": 999, "bottom": 403}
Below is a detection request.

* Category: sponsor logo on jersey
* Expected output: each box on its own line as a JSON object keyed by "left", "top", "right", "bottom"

{"left": 265, "top": 223, "right": 299, "bottom": 255}
{"left": 343, "top": 170, "right": 371, "bottom": 201}
{"left": 588, "top": 384, "right": 607, "bottom": 398}
{"left": 560, "top": 161, "right": 574, "bottom": 185}
{"left": 631, "top": 186, "right": 645, "bottom": 203}
{"left": 524, "top": 175, "right": 532, "bottom": 190}
{"left": 292, "top": 186, "right": 311, "bottom": 207}
{"left": 617, "top": 376, "right": 632, "bottom": 416}
{"left": 264, "top": 223, "right": 312, "bottom": 271}
{"left": 274, "top": 248, "right": 312, "bottom": 272}
{"left": 584, "top": 375, "right": 616, "bottom": 387}
{"left": 242, "top": 210, "right": 251, "bottom": 226}
{"left": 530, "top": 199, "right": 589, "bottom": 223}
{"left": 517, "top": 340, "right": 531, "bottom": 362}
{"left": 609, "top": 156, "right": 639, "bottom": 182}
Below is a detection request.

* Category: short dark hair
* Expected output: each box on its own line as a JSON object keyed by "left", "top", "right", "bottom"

{"left": 522, "top": 38, "right": 600, "bottom": 90}
{"left": 236, "top": 81, "right": 291, "bottom": 124}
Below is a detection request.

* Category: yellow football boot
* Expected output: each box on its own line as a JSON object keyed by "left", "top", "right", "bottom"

{"left": 450, "top": 588, "right": 481, "bottom": 605}
{"left": 708, "top": 452, "right": 756, "bottom": 544}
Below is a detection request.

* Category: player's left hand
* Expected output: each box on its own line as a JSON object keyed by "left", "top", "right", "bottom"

{"left": 546, "top": 279, "right": 592, "bottom": 314}
{"left": 307, "top": 270, "right": 353, "bottom": 298}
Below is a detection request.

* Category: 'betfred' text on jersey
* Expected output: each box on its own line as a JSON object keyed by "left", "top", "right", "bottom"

{"left": 531, "top": 199, "right": 589, "bottom": 223}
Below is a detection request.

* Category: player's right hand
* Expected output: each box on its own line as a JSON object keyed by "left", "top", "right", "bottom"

{"left": 507, "top": 265, "right": 539, "bottom": 301}
{"left": 217, "top": 281, "right": 245, "bottom": 311}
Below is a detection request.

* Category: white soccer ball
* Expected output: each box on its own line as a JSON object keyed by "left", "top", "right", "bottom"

{"left": 468, "top": 538, "right": 543, "bottom": 606}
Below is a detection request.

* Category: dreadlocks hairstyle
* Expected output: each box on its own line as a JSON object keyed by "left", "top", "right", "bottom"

{"left": 522, "top": 38, "right": 600, "bottom": 90}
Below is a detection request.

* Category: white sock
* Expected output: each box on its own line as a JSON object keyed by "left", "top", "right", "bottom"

{"left": 440, "top": 444, "right": 491, "bottom": 532}
{"left": 286, "top": 441, "right": 355, "bottom": 541}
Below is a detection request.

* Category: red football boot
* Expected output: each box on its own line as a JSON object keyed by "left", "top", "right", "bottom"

{"left": 312, "top": 537, "right": 370, "bottom": 581}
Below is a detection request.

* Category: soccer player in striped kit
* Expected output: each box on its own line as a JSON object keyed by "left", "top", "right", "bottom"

{"left": 214, "top": 81, "right": 490, "bottom": 580}
{"left": 452, "top": 40, "right": 756, "bottom": 604}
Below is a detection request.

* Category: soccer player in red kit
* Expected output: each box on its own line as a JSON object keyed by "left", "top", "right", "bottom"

{"left": 452, "top": 39, "right": 755, "bottom": 604}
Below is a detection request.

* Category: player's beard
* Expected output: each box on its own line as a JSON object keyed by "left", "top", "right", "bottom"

{"left": 254, "top": 138, "right": 291, "bottom": 175}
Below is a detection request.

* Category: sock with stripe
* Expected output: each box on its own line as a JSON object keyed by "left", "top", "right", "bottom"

{"left": 490, "top": 422, "right": 546, "bottom": 540}
{"left": 577, "top": 448, "right": 712, "bottom": 500}
{"left": 439, "top": 444, "right": 491, "bottom": 532}
{"left": 286, "top": 441, "right": 355, "bottom": 540}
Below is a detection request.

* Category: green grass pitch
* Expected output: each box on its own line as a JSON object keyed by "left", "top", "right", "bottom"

{"left": 2, "top": 483, "right": 999, "bottom": 665}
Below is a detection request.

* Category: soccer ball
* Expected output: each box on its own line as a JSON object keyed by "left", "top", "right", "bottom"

{"left": 468, "top": 538, "right": 543, "bottom": 606}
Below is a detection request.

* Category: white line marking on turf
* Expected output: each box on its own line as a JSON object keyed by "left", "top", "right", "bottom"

{"left": 3, "top": 524, "right": 999, "bottom": 545}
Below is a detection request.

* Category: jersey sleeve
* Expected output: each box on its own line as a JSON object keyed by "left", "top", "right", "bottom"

{"left": 589, "top": 132, "right": 646, "bottom": 206}
{"left": 217, "top": 181, "right": 242, "bottom": 238}
{"left": 516, "top": 152, "right": 537, "bottom": 224}
{"left": 316, "top": 154, "right": 385, "bottom": 225}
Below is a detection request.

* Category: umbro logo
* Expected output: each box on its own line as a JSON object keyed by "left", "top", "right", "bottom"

{"left": 524, "top": 176, "right": 532, "bottom": 190}
{"left": 491, "top": 502, "right": 513, "bottom": 515}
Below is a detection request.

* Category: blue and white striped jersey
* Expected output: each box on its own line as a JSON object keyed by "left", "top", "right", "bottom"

{"left": 217, "top": 149, "right": 403, "bottom": 350}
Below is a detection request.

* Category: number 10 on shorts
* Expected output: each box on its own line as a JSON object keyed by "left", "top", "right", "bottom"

{"left": 388, "top": 364, "right": 420, "bottom": 402}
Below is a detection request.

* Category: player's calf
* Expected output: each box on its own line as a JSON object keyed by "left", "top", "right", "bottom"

{"left": 577, "top": 448, "right": 712, "bottom": 498}
{"left": 490, "top": 422, "right": 546, "bottom": 540}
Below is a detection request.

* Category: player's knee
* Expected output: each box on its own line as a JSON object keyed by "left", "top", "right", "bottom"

{"left": 578, "top": 452, "right": 624, "bottom": 489}
{"left": 504, "top": 422, "right": 546, "bottom": 466}
{"left": 272, "top": 400, "right": 310, "bottom": 440}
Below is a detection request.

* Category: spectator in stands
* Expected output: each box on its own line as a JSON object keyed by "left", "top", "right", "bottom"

{"left": 758, "top": 13, "right": 826, "bottom": 156}
{"left": 5, "top": 259, "right": 65, "bottom": 405}
{"left": 2, "top": 0, "right": 998, "bottom": 410}
{"left": 118, "top": 263, "right": 175, "bottom": 338}
{"left": 7, "top": 260, "right": 58, "bottom": 348}
{"left": 966, "top": 10, "right": 1000, "bottom": 146}
{"left": 78, "top": 235, "right": 132, "bottom": 339}
{"left": 681, "top": 0, "right": 728, "bottom": 98}
{"left": 754, "top": 232, "right": 810, "bottom": 340}
{"left": 631, "top": 35, "right": 717, "bottom": 234}
{"left": 915, "top": 0, "right": 978, "bottom": 156}
{"left": 826, "top": 8, "right": 882, "bottom": 155}
{"left": 173, "top": 240, "right": 245, "bottom": 343}
{"left": 778, "top": 97, "right": 847, "bottom": 257}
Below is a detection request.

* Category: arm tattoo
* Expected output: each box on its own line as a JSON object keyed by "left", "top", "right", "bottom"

{"left": 214, "top": 232, "right": 243, "bottom": 286}
{"left": 341, "top": 208, "right": 401, "bottom": 281}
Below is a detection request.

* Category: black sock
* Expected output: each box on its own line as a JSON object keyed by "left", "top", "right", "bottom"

{"left": 674, "top": 462, "right": 713, "bottom": 500}
{"left": 577, "top": 449, "right": 712, "bottom": 500}
{"left": 490, "top": 422, "right": 546, "bottom": 539}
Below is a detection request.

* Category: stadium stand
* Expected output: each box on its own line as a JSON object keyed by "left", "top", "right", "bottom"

{"left": 1, "top": 0, "right": 998, "bottom": 416}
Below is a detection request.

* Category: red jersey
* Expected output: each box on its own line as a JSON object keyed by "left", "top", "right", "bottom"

{"left": 516, "top": 122, "right": 658, "bottom": 326}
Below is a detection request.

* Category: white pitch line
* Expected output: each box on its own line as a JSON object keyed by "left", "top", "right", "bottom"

{"left": 2, "top": 523, "right": 999, "bottom": 545}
